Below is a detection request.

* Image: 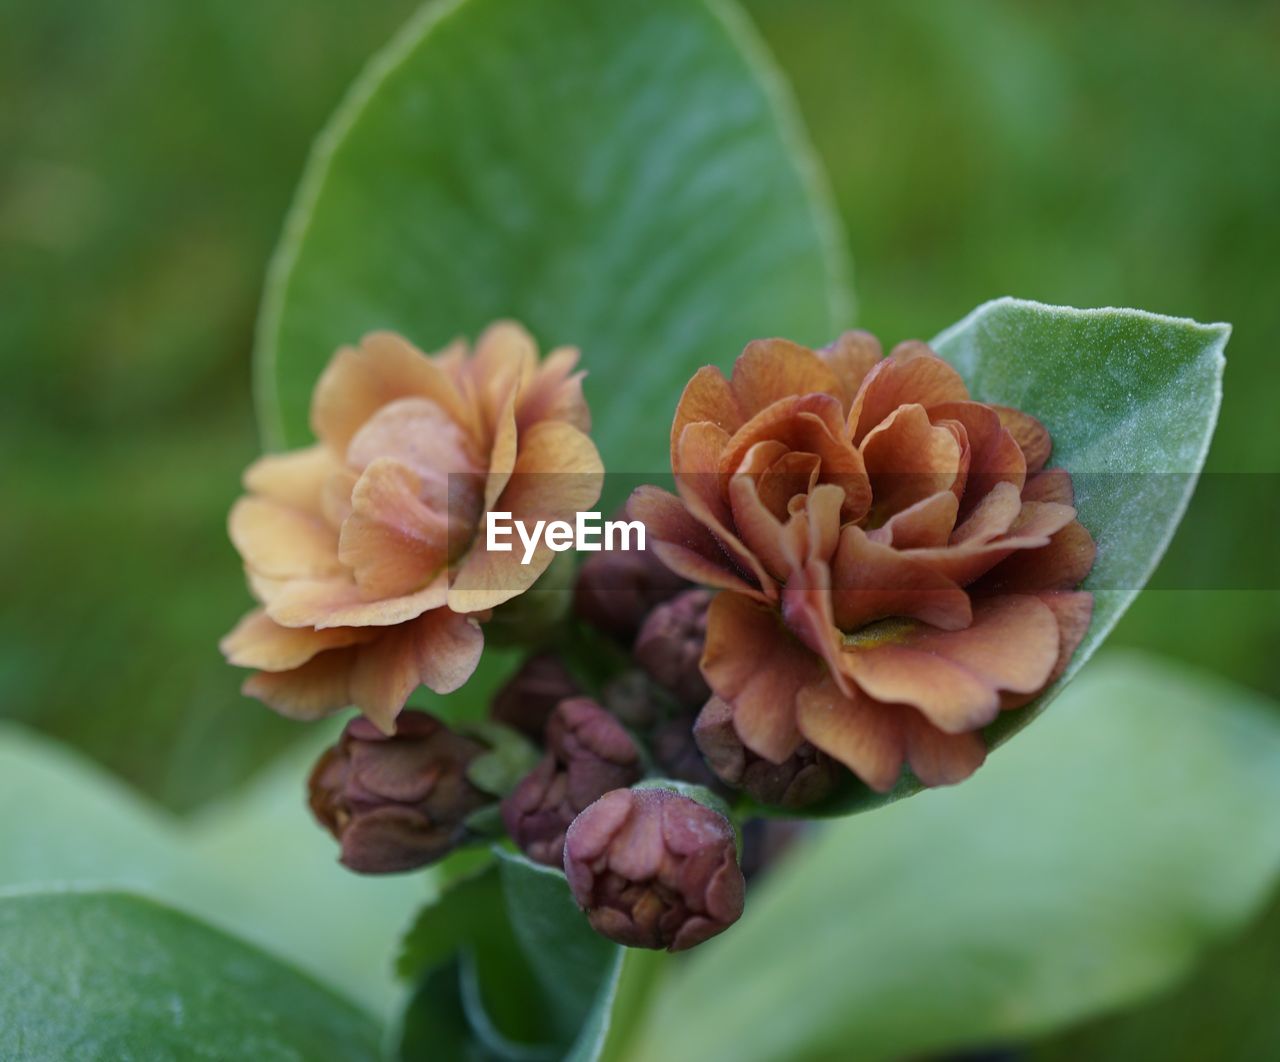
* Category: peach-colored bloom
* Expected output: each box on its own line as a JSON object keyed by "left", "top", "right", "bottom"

{"left": 222, "top": 323, "right": 602, "bottom": 732}
{"left": 631, "top": 332, "right": 1094, "bottom": 792}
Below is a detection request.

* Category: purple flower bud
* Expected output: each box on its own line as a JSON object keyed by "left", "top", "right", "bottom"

{"left": 693, "top": 697, "right": 842, "bottom": 809}
{"left": 601, "top": 670, "right": 661, "bottom": 730}
{"left": 308, "top": 711, "right": 490, "bottom": 874}
{"left": 632, "top": 589, "right": 712, "bottom": 708}
{"left": 564, "top": 787, "right": 745, "bottom": 951}
{"left": 651, "top": 717, "right": 723, "bottom": 792}
{"left": 490, "top": 652, "right": 581, "bottom": 741}
{"left": 573, "top": 537, "right": 689, "bottom": 647}
{"left": 501, "top": 698, "right": 642, "bottom": 866}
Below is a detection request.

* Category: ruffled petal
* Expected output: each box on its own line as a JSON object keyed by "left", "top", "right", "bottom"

{"left": 338, "top": 458, "right": 452, "bottom": 599}
{"left": 220, "top": 608, "right": 373, "bottom": 671}
{"left": 795, "top": 676, "right": 904, "bottom": 792}
{"left": 868, "top": 490, "right": 958, "bottom": 549}
{"left": 840, "top": 595, "right": 1059, "bottom": 732}
{"left": 242, "top": 446, "right": 342, "bottom": 518}
{"left": 242, "top": 647, "right": 357, "bottom": 722}
{"left": 627, "top": 486, "right": 769, "bottom": 600}
{"left": 265, "top": 576, "right": 448, "bottom": 630}
{"left": 228, "top": 496, "right": 342, "bottom": 580}
{"left": 728, "top": 338, "right": 841, "bottom": 419}
{"left": 972, "top": 519, "right": 1096, "bottom": 594}
{"left": 702, "top": 592, "right": 818, "bottom": 763}
{"left": 861, "top": 403, "right": 963, "bottom": 521}
{"left": 900, "top": 710, "right": 987, "bottom": 787}
{"left": 349, "top": 610, "right": 485, "bottom": 733}
{"left": 310, "top": 332, "right": 474, "bottom": 454}
{"left": 517, "top": 345, "right": 589, "bottom": 431}
{"left": 992, "top": 405, "right": 1052, "bottom": 472}
{"left": 670, "top": 366, "right": 742, "bottom": 467}
{"left": 830, "top": 525, "right": 972, "bottom": 631}
{"left": 449, "top": 420, "right": 603, "bottom": 613}
{"left": 816, "top": 330, "right": 883, "bottom": 410}
{"left": 848, "top": 346, "right": 970, "bottom": 443}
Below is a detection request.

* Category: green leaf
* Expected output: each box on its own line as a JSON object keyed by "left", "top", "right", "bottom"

{"left": 0, "top": 720, "right": 426, "bottom": 1022}
{"left": 626, "top": 650, "right": 1280, "bottom": 1061}
{"left": 0, "top": 890, "right": 381, "bottom": 1061}
{"left": 254, "top": 0, "right": 851, "bottom": 480}
{"left": 932, "top": 298, "right": 1228, "bottom": 746}
{"left": 396, "top": 849, "right": 628, "bottom": 1061}
{"left": 496, "top": 850, "right": 619, "bottom": 1047}
{"left": 1031, "top": 889, "right": 1280, "bottom": 1061}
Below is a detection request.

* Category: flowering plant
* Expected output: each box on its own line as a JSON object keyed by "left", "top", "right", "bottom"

{"left": 12, "top": 3, "right": 1279, "bottom": 1062}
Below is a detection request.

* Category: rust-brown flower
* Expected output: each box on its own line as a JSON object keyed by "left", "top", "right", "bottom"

{"left": 630, "top": 332, "right": 1094, "bottom": 792}
{"left": 221, "top": 323, "right": 603, "bottom": 732}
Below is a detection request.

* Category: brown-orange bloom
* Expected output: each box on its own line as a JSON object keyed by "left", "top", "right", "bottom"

{"left": 221, "top": 323, "right": 602, "bottom": 732}
{"left": 630, "top": 332, "right": 1094, "bottom": 793}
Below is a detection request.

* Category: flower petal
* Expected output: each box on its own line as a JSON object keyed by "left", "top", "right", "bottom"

{"left": 349, "top": 610, "right": 485, "bottom": 733}
{"left": 627, "top": 486, "right": 768, "bottom": 600}
{"left": 676, "top": 422, "right": 777, "bottom": 596}
{"left": 228, "top": 496, "right": 342, "bottom": 580}
{"left": 902, "top": 499, "right": 1077, "bottom": 586}
{"left": 729, "top": 338, "right": 841, "bottom": 419}
{"left": 972, "top": 519, "right": 1097, "bottom": 594}
{"left": 841, "top": 595, "right": 1059, "bottom": 732}
{"left": 795, "top": 676, "right": 904, "bottom": 792}
{"left": 992, "top": 404, "right": 1052, "bottom": 472}
{"left": 220, "top": 608, "right": 373, "bottom": 671}
{"left": 242, "top": 648, "right": 357, "bottom": 722}
{"left": 338, "top": 458, "right": 452, "bottom": 599}
{"left": 242, "top": 446, "right": 342, "bottom": 518}
{"left": 816, "top": 330, "right": 883, "bottom": 409}
{"left": 310, "top": 332, "right": 474, "bottom": 454}
{"left": 900, "top": 709, "right": 987, "bottom": 787}
{"left": 671, "top": 366, "right": 743, "bottom": 467}
{"left": 517, "top": 345, "right": 589, "bottom": 432}
{"left": 449, "top": 420, "right": 603, "bottom": 613}
{"left": 861, "top": 403, "right": 963, "bottom": 521}
{"left": 266, "top": 576, "right": 448, "bottom": 630}
{"left": 830, "top": 525, "right": 972, "bottom": 631}
{"left": 848, "top": 346, "right": 970, "bottom": 443}
{"left": 868, "top": 490, "right": 959, "bottom": 549}
{"left": 346, "top": 396, "right": 481, "bottom": 481}
{"left": 702, "top": 592, "right": 817, "bottom": 763}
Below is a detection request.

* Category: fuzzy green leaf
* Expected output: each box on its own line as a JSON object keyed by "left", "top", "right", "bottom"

{"left": 254, "top": 0, "right": 850, "bottom": 479}
{"left": 0, "top": 891, "right": 381, "bottom": 1061}
{"left": 627, "top": 651, "right": 1280, "bottom": 1061}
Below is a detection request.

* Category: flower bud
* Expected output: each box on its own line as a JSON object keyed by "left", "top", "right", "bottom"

{"left": 490, "top": 652, "right": 581, "bottom": 741}
{"left": 651, "top": 717, "right": 723, "bottom": 792}
{"left": 601, "top": 669, "right": 663, "bottom": 730}
{"left": 564, "top": 787, "right": 745, "bottom": 951}
{"left": 693, "top": 697, "right": 842, "bottom": 809}
{"left": 632, "top": 589, "right": 712, "bottom": 707}
{"left": 501, "top": 698, "right": 642, "bottom": 866}
{"left": 573, "top": 542, "right": 689, "bottom": 646}
{"left": 308, "top": 711, "right": 490, "bottom": 874}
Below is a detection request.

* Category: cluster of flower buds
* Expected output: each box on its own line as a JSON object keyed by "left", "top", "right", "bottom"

{"left": 269, "top": 322, "right": 1094, "bottom": 956}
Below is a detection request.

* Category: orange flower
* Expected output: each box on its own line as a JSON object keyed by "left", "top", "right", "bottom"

{"left": 630, "top": 332, "right": 1094, "bottom": 792}
{"left": 221, "top": 323, "right": 602, "bottom": 732}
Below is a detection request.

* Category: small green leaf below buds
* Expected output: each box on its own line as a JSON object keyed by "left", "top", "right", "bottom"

{"left": 564, "top": 787, "right": 745, "bottom": 951}
{"left": 632, "top": 589, "right": 713, "bottom": 708}
{"left": 501, "top": 698, "right": 642, "bottom": 867}
{"left": 308, "top": 711, "right": 491, "bottom": 874}
{"left": 693, "top": 696, "right": 843, "bottom": 809}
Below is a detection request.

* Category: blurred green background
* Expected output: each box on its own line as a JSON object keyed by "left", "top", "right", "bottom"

{"left": 3, "top": 0, "right": 1277, "bottom": 1052}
